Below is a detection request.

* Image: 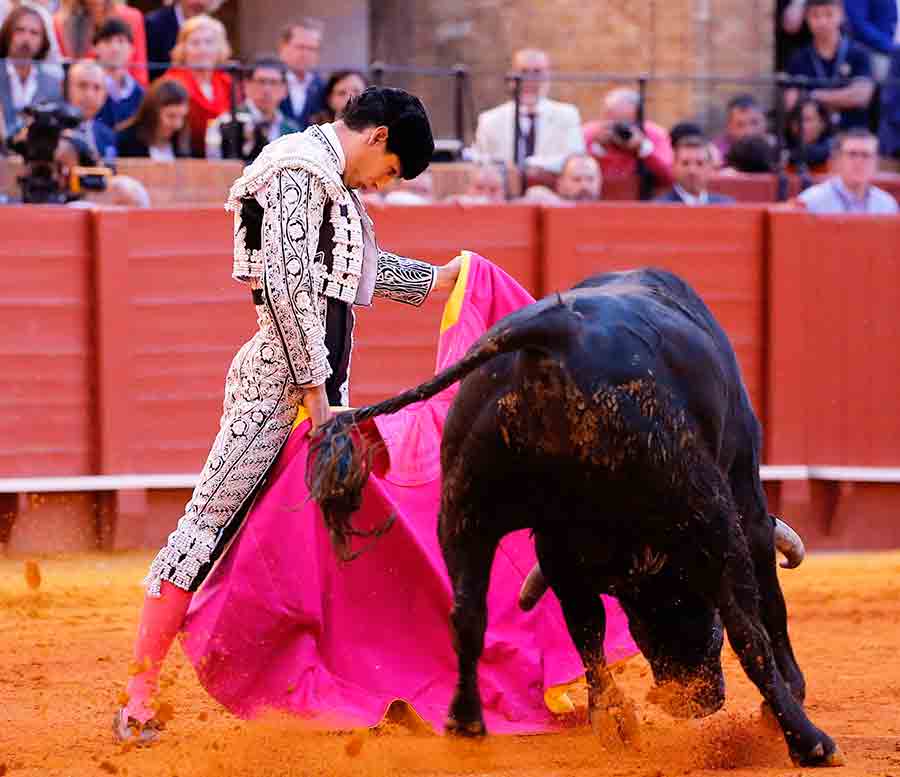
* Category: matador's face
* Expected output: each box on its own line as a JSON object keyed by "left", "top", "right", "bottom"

{"left": 344, "top": 126, "right": 402, "bottom": 191}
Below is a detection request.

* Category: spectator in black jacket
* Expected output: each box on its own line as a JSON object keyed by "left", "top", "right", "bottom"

{"left": 656, "top": 135, "right": 736, "bottom": 205}
{"left": 145, "top": 0, "right": 220, "bottom": 81}
{"left": 116, "top": 78, "right": 190, "bottom": 159}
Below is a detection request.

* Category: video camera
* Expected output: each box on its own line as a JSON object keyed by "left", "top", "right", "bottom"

{"left": 9, "top": 102, "right": 110, "bottom": 204}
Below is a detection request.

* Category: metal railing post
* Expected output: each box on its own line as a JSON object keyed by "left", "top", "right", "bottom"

{"left": 453, "top": 64, "right": 468, "bottom": 147}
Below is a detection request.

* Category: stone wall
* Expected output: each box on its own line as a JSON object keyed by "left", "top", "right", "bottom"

{"left": 370, "top": 0, "right": 775, "bottom": 140}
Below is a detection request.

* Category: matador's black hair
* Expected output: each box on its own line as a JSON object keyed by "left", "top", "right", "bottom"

{"left": 342, "top": 86, "right": 434, "bottom": 180}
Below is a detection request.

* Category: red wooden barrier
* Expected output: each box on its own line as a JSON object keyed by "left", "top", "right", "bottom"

{"left": 93, "top": 208, "right": 257, "bottom": 474}
{"left": 0, "top": 207, "right": 95, "bottom": 476}
{"left": 767, "top": 211, "right": 900, "bottom": 466}
{"left": 540, "top": 204, "right": 768, "bottom": 423}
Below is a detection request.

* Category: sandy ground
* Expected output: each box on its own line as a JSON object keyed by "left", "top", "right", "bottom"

{"left": 1, "top": 550, "right": 898, "bottom": 777}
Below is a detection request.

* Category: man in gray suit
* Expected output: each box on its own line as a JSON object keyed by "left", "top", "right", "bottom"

{"left": 475, "top": 48, "right": 585, "bottom": 174}
{"left": 655, "top": 135, "right": 735, "bottom": 205}
{"left": 0, "top": 5, "right": 61, "bottom": 140}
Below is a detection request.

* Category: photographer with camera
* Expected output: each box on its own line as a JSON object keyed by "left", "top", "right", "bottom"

{"left": 6, "top": 98, "right": 148, "bottom": 206}
{"left": 583, "top": 87, "right": 674, "bottom": 194}
{"left": 205, "top": 55, "right": 300, "bottom": 163}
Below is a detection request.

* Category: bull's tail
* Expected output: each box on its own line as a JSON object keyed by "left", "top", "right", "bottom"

{"left": 307, "top": 293, "right": 581, "bottom": 560}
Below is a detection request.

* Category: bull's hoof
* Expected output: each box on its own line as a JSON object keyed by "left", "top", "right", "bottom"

{"left": 590, "top": 688, "right": 640, "bottom": 747}
{"left": 790, "top": 737, "right": 846, "bottom": 768}
{"left": 444, "top": 716, "right": 486, "bottom": 738}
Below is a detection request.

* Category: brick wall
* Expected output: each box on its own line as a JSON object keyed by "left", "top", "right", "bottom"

{"left": 370, "top": 0, "right": 775, "bottom": 139}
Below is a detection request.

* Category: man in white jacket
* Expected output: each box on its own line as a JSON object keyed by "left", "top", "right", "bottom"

{"left": 474, "top": 48, "right": 585, "bottom": 174}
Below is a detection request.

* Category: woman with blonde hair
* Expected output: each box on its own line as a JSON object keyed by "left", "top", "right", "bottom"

{"left": 163, "top": 13, "right": 232, "bottom": 157}
{"left": 52, "top": 0, "right": 147, "bottom": 84}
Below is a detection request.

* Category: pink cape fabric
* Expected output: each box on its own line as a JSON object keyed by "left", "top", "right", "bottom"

{"left": 181, "top": 253, "right": 638, "bottom": 733}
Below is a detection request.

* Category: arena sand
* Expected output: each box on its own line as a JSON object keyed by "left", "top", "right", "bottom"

{"left": 1, "top": 551, "right": 898, "bottom": 777}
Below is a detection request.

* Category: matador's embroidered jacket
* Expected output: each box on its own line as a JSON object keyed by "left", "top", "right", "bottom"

{"left": 144, "top": 124, "right": 437, "bottom": 596}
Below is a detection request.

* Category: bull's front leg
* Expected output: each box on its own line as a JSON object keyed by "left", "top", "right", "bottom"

{"left": 548, "top": 562, "right": 639, "bottom": 746}
{"left": 717, "top": 519, "right": 844, "bottom": 767}
{"left": 441, "top": 518, "right": 501, "bottom": 737}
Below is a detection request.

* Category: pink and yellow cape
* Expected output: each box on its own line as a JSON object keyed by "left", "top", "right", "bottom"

{"left": 181, "top": 252, "right": 638, "bottom": 733}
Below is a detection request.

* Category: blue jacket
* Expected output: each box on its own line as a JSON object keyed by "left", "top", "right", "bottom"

{"left": 879, "top": 50, "right": 900, "bottom": 156}
{"left": 845, "top": 0, "right": 898, "bottom": 55}
{"left": 96, "top": 82, "right": 145, "bottom": 131}
{"left": 279, "top": 72, "right": 326, "bottom": 130}
{"left": 88, "top": 119, "right": 118, "bottom": 163}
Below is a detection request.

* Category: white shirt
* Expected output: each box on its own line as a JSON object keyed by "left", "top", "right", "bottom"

{"left": 149, "top": 143, "right": 175, "bottom": 162}
{"left": 286, "top": 70, "right": 314, "bottom": 117}
{"left": 6, "top": 60, "right": 38, "bottom": 112}
{"left": 673, "top": 184, "right": 709, "bottom": 206}
{"left": 105, "top": 71, "right": 138, "bottom": 103}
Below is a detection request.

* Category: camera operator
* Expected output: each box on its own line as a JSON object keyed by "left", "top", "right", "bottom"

{"left": 205, "top": 56, "right": 300, "bottom": 163}
{"left": 583, "top": 87, "right": 674, "bottom": 190}
{"left": 6, "top": 100, "right": 148, "bottom": 206}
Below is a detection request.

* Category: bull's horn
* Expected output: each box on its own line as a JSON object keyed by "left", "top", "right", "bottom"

{"left": 518, "top": 563, "right": 549, "bottom": 611}
{"left": 774, "top": 517, "right": 805, "bottom": 569}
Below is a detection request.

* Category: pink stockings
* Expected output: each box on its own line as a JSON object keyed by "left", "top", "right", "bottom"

{"left": 124, "top": 581, "right": 193, "bottom": 724}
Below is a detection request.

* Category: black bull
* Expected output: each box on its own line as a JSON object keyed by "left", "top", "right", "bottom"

{"left": 309, "top": 268, "right": 843, "bottom": 767}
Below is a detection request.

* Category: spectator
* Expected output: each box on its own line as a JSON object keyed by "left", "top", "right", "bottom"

{"left": 584, "top": 87, "right": 674, "bottom": 187}
{"left": 0, "top": 0, "right": 64, "bottom": 75}
{"left": 778, "top": 0, "right": 813, "bottom": 71}
{"left": 0, "top": 4, "right": 61, "bottom": 136}
{"left": 724, "top": 135, "right": 779, "bottom": 173}
{"left": 277, "top": 19, "right": 325, "bottom": 130}
{"left": 785, "top": 0, "right": 875, "bottom": 129}
{"left": 53, "top": 0, "right": 148, "bottom": 86}
{"left": 475, "top": 48, "right": 585, "bottom": 174}
{"left": 94, "top": 17, "right": 143, "bottom": 130}
{"left": 383, "top": 171, "right": 434, "bottom": 205}
{"left": 844, "top": 0, "right": 898, "bottom": 80}
{"left": 164, "top": 13, "right": 231, "bottom": 158}
{"left": 116, "top": 77, "right": 190, "bottom": 159}
{"left": 798, "top": 127, "right": 898, "bottom": 211}
{"left": 656, "top": 136, "right": 735, "bottom": 205}
{"left": 448, "top": 163, "right": 507, "bottom": 204}
{"left": 714, "top": 94, "right": 768, "bottom": 158}
{"left": 669, "top": 120, "right": 705, "bottom": 147}
{"left": 786, "top": 96, "right": 834, "bottom": 170}
{"left": 65, "top": 58, "right": 116, "bottom": 162}
{"left": 206, "top": 55, "right": 300, "bottom": 162}
{"left": 145, "top": 0, "right": 219, "bottom": 81}
{"left": 524, "top": 153, "right": 601, "bottom": 203}
{"left": 308, "top": 69, "right": 367, "bottom": 126}
{"left": 879, "top": 48, "right": 900, "bottom": 165}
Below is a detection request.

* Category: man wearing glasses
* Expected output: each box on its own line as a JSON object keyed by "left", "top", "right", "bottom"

{"left": 798, "top": 128, "right": 898, "bottom": 212}
{"left": 206, "top": 56, "right": 301, "bottom": 161}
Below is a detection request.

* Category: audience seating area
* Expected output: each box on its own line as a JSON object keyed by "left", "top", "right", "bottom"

{"left": 1, "top": 202, "right": 898, "bottom": 556}
{"left": 4, "top": 157, "right": 900, "bottom": 205}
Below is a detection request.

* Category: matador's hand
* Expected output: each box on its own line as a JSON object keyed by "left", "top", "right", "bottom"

{"left": 434, "top": 254, "right": 463, "bottom": 294}
{"left": 303, "top": 383, "right": 332, "bottom": 437}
